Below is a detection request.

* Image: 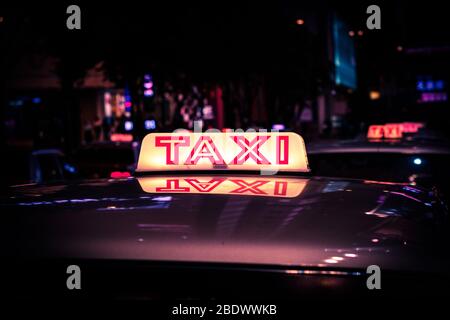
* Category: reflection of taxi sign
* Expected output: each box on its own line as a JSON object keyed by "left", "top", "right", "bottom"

{"left": 136, "top": 132, "right": 309, "bottom": 172}
{"left": 137, "top": 176, "right": 308, "bottom": 198}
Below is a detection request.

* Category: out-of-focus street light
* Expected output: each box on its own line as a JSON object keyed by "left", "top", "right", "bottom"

{"left": 296, "top": 19, "right": 305, "bottom": 25}
{"left": 349, "top": 30, "right": 355, "bottom": 37}
{"left": 396, "top": 45, "right": 403, "bottom": 52}
{"left": 124, "top": 120, "right": 134, "bottom": 132}
{"left": 369, "top": 90, "right": 381, "bottom": 100}
{"left": 357, "top": 30, "right": 364, "bottom": 36}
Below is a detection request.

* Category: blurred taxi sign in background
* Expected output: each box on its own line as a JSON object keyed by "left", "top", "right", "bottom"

{"left": 137, "top": 176, "right": 308, "bottom": 198}
{"left": 367, "top": 122, "right": 425, "bottom": 139}
{"left": 401, "top": 122, "right": 424, "bottom": 133}
{"left": 136, "top": 132, "right": 309, "bottom": 172}
{"left": 383, "top": 123, "right": 404, "bottom": 139}
{"left": 367, "top": 125, "right": 385, "bottom": 139}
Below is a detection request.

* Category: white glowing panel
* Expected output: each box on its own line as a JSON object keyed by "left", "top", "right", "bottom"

{"left": 137, "top": 132, "right": 309, "bottom": 172}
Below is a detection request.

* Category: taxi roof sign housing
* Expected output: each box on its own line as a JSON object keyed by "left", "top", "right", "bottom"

{"left": 136, "top": 132, "right": 309, "bottom": 173}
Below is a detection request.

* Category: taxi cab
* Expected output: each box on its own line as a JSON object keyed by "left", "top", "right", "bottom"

{"left": 308, "top": 123, "right": 450, "bottom": 203}
{"left": 3, "top": 131, "right": 450, "bottom": 301}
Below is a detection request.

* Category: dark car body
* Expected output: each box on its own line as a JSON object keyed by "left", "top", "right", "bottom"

{"left": 308, "top": 139, "right": 450, "bottom": 202}
{"left": 29, "top": 149, "right": 79, "bottom": 183}
{"left": 72, "top": 142, "right": 140, "bottom": 179}
{"left": 3, "top": 173, "right": 449, "bottom": 300}
{"left": 3, "top": 148, "right": 79, "bottom": 187}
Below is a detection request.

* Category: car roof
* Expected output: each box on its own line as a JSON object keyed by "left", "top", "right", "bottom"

{"left": 4, "top": 174, "right": 446, "bottom": 273}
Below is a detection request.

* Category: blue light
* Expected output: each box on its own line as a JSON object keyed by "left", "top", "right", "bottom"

{"left": 417, "top": 80, "right": 445, "bottom": 92}
{"left": 124, "top": 121, "right": 134, "bottom": 132}
{"left": 435, "top": 80, "right": 444, "bottom": 90}
{"left": 32, "top": 97, "right": 41, "bottom": 104}
{"left": 332, "top": 17, "right": 356, "bottom": 89}
{"left": 413, "top": 158, "right": 422, "bottom": 165}
{"left": 272, "top": 124, "right": 285, "bottom": 131}
{"left": 416, "top": 81, "right": 425, "bottom": 91}
{"left": 144, "top": 120, "right": 156, "bottom": 130}
{"left": 64, "top": 163, "right": 76, "bottom": 173}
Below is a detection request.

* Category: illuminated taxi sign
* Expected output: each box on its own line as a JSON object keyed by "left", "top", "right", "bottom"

{"left": 383, "top": 123, "right": 403, "bottom": 139}
{"left": 367, "top": 122, "right": 425, "bottom": 140}
{"left": 137, "top": 176, "right": 308, "bottom": 198}
{"left": 136, "top": 132, "right": 309, "bottom": 172}
{"left": 367, "top": 125, "right": 385, "bottom": 139}
{"left": 401, "top": 122, "right": 424, "bottom": 133}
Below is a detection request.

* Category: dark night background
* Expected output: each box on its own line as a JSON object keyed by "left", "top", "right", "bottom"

{"left": 1, "top": 0, "right": 450, "bottom": 184}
